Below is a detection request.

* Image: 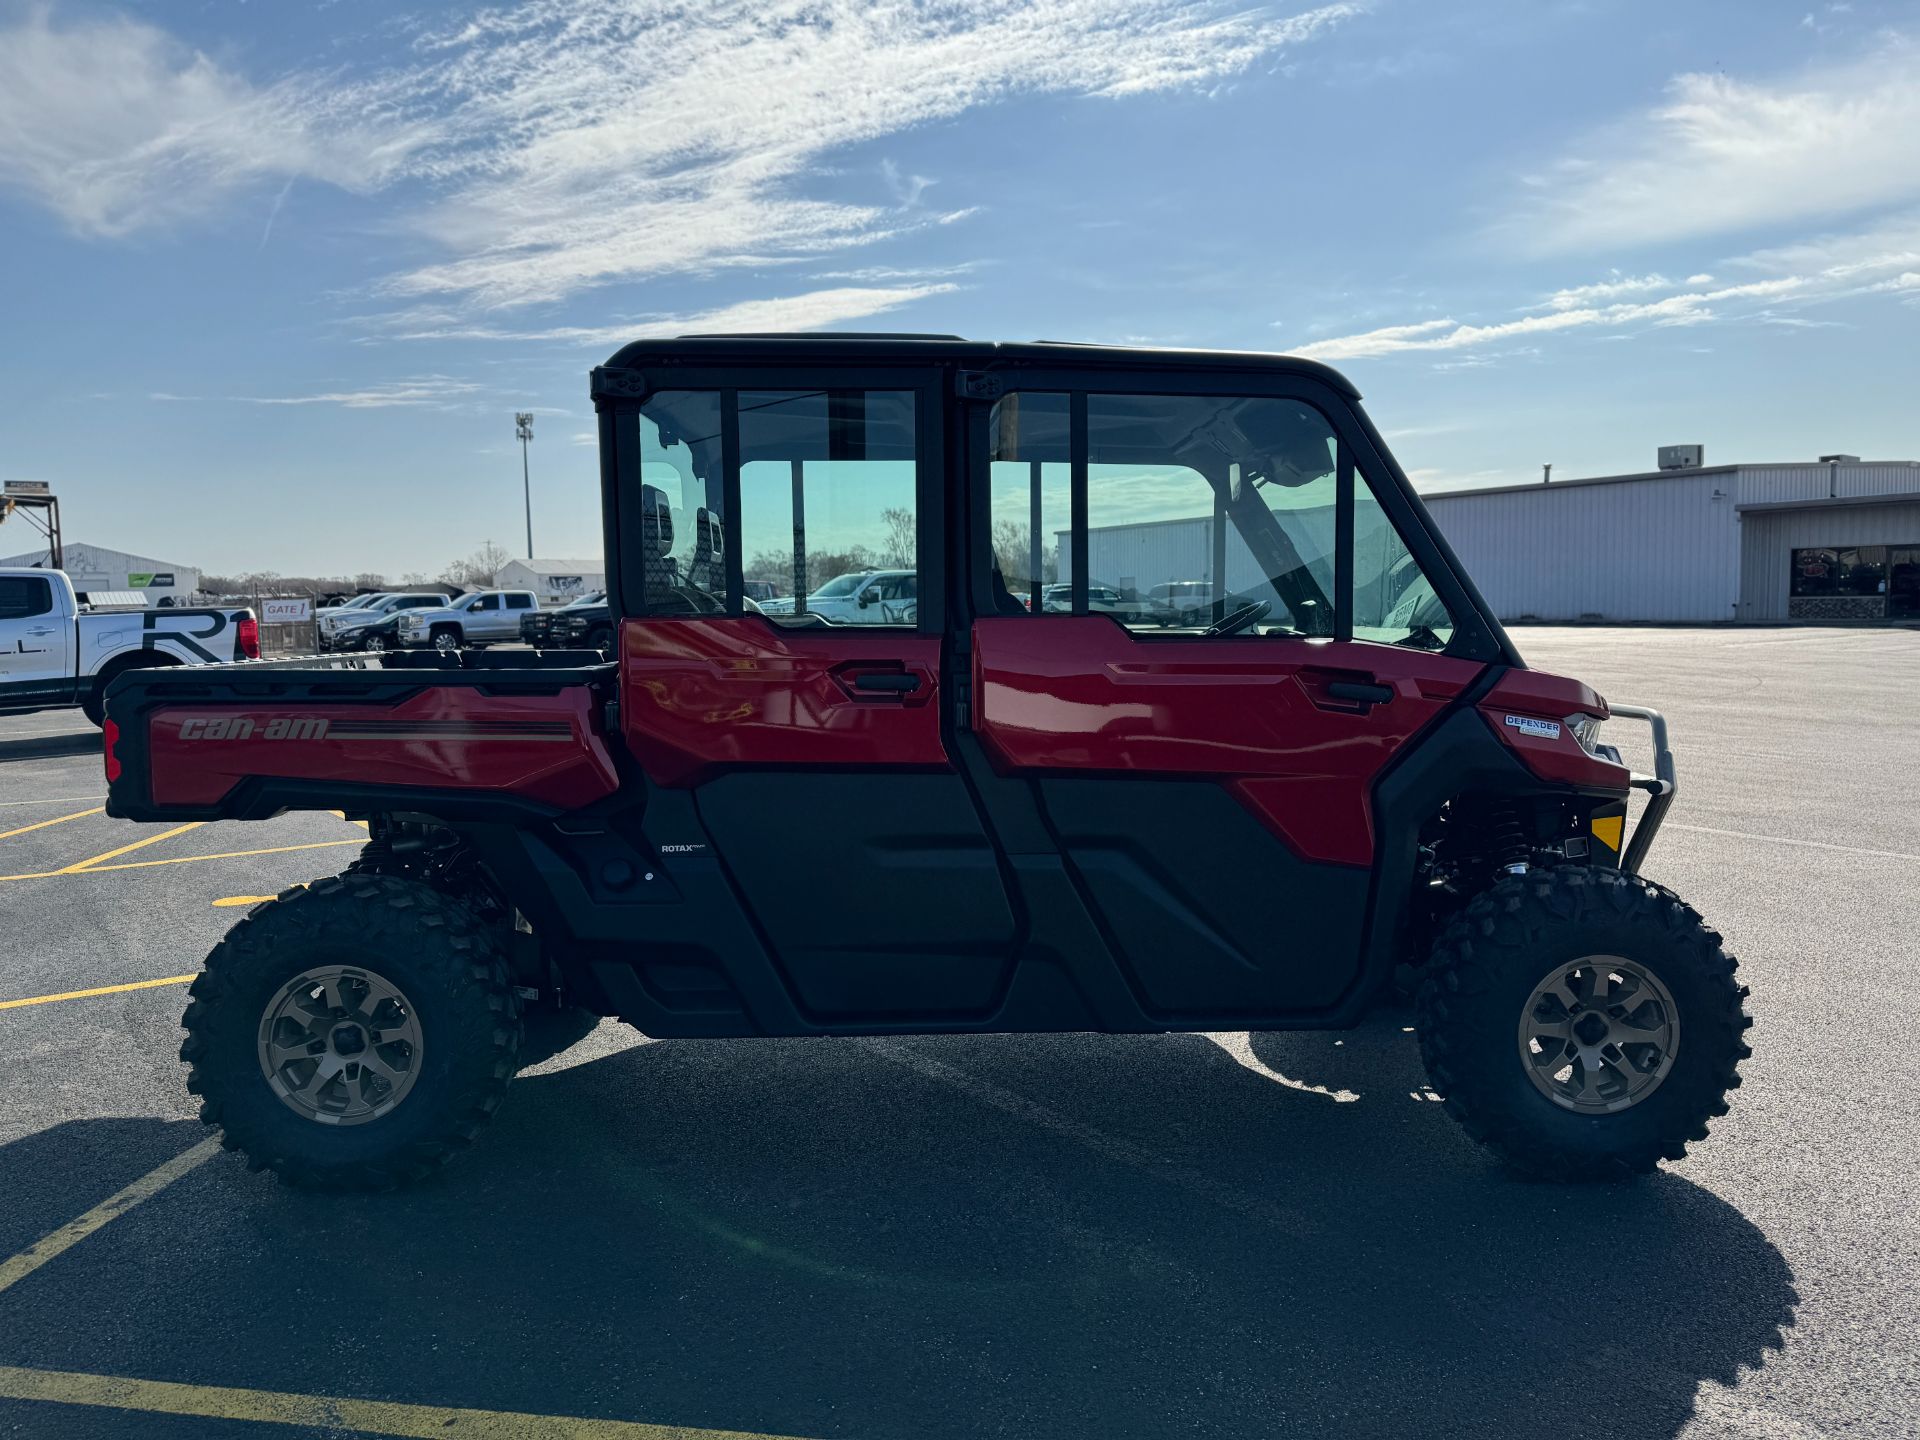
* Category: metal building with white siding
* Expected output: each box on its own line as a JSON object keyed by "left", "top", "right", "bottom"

{"left": 1422, "top": 454, "right": 1920, "bottom": 624}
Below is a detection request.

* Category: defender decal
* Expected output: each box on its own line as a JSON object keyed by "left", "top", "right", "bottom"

{"left": 1503, "top": 714, "right": 1561, "bottom": 740}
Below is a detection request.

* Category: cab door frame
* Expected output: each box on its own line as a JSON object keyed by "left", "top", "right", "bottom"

{"left": 944, "top": 360, "right": 1508, "bottom": 1027}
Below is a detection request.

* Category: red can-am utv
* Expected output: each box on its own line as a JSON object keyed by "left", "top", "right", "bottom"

{"left": 103, "top": 336, "right": 1750, "bottom": 1189}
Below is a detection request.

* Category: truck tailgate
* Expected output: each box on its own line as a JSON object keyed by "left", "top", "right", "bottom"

{"left": 102, "top": 658, "right": 620, "bottom": 823}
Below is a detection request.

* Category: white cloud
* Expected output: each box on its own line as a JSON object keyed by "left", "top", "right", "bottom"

{"left": 0, "top": 0, "right": 1360, "bottom": 311}
{"left": 383, "top": 283, "right": 960, "bottom": 345}
{"left": 1289, "top": 277, "right": 1819, "bottom": 360}
{"left": 236, "top": 377, "right": 485, "bottom": 409}
{"left": 1539, "top": 274, "right": 1672, "bottom": 310}
{"left": 1494, "top": 35, "right": 1920, "bottom": 254}
{"left": 0, "top": 7, "right": 427, "bottom": 237}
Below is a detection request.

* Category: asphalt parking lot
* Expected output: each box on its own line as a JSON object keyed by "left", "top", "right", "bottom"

{"left": 0, "top": 627, "right": 1915, "bottom": 1439}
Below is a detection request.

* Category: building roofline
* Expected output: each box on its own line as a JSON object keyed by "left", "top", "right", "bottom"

{"left": 1424, "top": 460, "right": 1920, "bottom": 502}
{"left": 1422, "top": 467, "right": 1740, "bottom": 500}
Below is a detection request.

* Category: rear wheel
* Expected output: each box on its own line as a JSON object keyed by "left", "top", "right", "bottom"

{"left": 1416, "top": 867, "right": 1750, "bottom": 1181}
{"left": 180, "top": 875, "right": 521, "bottom": 1189}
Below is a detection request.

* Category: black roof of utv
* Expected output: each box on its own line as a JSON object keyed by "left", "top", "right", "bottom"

{"left": 597, "top": 333, "right": 1361, "bottom": 399}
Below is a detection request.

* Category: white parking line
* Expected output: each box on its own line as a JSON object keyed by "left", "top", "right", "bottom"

{"left": 1666, "top": 822, "right": 1919, "bottom": 863}
{"left": 0, "top": 794, "right": 107, "bottom": 811}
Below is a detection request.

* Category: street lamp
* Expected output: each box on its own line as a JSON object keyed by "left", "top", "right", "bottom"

{"left": 515, "top": 412, "right": 535, "bottom": 557}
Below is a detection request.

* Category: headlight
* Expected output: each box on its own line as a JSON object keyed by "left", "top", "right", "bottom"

{"left": 1566, "top": 712, "right": 1623, "bottom": 766}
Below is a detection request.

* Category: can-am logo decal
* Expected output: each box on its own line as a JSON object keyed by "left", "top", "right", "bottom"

{"left": 1503, "top": 714, "right": 1561, "bottom": 740}
{"left": 178, "top": 717, "right": 330, "bottom": 740}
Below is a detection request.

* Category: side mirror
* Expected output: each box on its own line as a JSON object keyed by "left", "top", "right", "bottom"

{"left": 857, "top": 590, "right": 873, "bottom": 608}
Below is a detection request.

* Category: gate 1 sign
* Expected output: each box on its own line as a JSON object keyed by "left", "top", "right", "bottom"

{"left": 262, "top": 598, "right": 313, "bottom": 624}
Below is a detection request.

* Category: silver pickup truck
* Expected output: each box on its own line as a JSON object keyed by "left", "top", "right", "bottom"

{"left": 393, "top": 589, "right": 542, "bottom": 652}
{"left": 0, "top": 567, "right": 257, "bottom": 724}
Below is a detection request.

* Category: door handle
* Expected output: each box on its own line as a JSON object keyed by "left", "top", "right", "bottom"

{"left": 853, "top": 671, "right": 921, "bottom": 694}
{"left": 27, "top": 626, "right": 55, "bottom": 637}
{"left": 1326, "top": 681, "right": 1394, "bottom": 705}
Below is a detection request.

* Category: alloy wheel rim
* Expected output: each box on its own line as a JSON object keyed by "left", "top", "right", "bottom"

{"left": 434, "top": 633, "right": 458, "bottom": 653}
{"left": 257, "top": 966, "right": 424, "bottom": 1125}
{"left": 1517, "top": 955, "right": 1679, "bottom": 1114}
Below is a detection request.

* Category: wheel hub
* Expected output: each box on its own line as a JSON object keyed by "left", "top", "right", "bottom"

{"left": 258, "top": 966, "right": 423, "bottom": 1125}
{"left": 1517, "top": 956, "right": 1679, "bottom": 1114}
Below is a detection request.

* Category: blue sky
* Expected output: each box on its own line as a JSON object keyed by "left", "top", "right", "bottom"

{"left": 1, "top": 0, "right": 1916, "bottom": 578}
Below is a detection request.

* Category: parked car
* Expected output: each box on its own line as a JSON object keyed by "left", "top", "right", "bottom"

{"left": 757, "top": 569, "right": 916, "bottom": 624}
{"left": 316, "top": 592, "right": 390, "bottom": 625}
{"left": 319, "top": 593, "right": 446, "bottom": 651}
{"left": 395, "top": 590, "right": 541, "bottom": 653}
{"left": 0, "top": 567, "right": 256, "bottom": 725}
{"left": 548, "top": 597, "right": 614, "bottom": 654}
{"left": 520, "top": 591, "right": 604, "bottom": 646}
{"left": 109, "top": 334, "right": 1746, "bottom": 1193}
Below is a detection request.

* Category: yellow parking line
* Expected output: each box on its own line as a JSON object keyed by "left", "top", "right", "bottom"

{"left": 57, "top": 822, "right": 203, "bottom": 874}
{"left": 0, "top": 837, "right": 361, "bottom": 884}
{"left": 0, "top": 1366, "right": 812, "bottom": 1439}
{"left": 77, "top": 838, "right": 362, "bottom": 875}
{"left": 0, "top": 1138, "right": 220, "bottom": 1295}
{"left": 0, "top": 974, "right": 197, "bottom": 1011}
{"left": 0, "top": 807, "right": 103, "bottom": 842}
{"left": 212, "top": 894, "right": 276, "bottom": 907}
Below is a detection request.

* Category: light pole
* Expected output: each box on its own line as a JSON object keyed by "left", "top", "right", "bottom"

{"left": 515, "top": 412, "right": 535, "bottom": 557}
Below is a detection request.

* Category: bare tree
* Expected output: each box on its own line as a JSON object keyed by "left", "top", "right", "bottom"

{"left": 440, "top": 541, "right": 512, "bottom": 590}
{"left": 879, "top": 507, "right": 916, "bottom": 569}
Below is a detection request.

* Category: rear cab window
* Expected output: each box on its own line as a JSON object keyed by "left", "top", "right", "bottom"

{"left": 609, "top": 382, "right": 925, "bottom": 627}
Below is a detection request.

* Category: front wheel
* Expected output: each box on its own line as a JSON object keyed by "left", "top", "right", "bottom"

{"left": 1416, "top": 867, "right": 1750, "bottom": 1181}
{"left": 431, "top": 629, "right": 461, "bottom": 655}
{"left": 180, "top": 875, "right": 522, "bottom": 1189}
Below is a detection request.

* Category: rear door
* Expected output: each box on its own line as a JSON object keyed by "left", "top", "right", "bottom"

{"left": 603, "top": 366, "right": 1018, "bottom": 1023}
{"left": 966, "top": 372, "right": 1490, "bottom": 1021}
{"left": 0, "top": 574, "right": 75, "bottom": 708}
{"left": 501, "top": 592, "right": 537, "bottom": 639}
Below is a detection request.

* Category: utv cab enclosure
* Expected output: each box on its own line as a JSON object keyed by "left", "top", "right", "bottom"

{"left": 104, "top": 336, "right": 1750, "bottom": 1189}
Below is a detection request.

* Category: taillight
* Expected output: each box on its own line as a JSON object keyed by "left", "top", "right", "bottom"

{"left": 238, "top": 616, "right": 260, "bottom": 659}
{"left": 103, "top": 717, "right": 122, "bottom": 783}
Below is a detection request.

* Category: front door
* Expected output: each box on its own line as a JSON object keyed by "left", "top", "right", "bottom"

{"left": 0, "top": 574, "right": 74, "bottom": 709}
{"left": 607, "top": 371, "right": 1018, "bottom": 1023}
{"left": 967, "top": 379, "right": 1487, "bottom": 1021}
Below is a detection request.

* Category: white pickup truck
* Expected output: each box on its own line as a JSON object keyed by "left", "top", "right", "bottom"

{"left": 0, "top": 568, "right": 257, "bottom": 725}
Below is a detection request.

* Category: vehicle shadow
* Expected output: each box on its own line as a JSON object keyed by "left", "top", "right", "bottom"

{"left": 0, "top": 732, "right": 99, "bottom": 764}
{"left": 0, "top": 1023, "right": 1795, "bottom": 1440}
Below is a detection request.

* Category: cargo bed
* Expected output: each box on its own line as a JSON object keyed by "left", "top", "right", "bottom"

{"left": 102, "top": 649, "right": 620, "bottom": 824}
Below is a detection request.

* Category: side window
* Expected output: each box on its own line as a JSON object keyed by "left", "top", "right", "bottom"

{"left": 1084, "top": 393, "right": 1337, "bottom": 636}
{"left": 473, "top": 594, "right": 500, "bottom": 612}
{"left": 982, "top": 390, "right": 1455, "bottom": 649}
{"left": 987, "top": 392, "right": 1070, "bottom": 614}
{"left": 506, "top": 593, "right": 534, "bottom": 610}
{"left": 1352, "top": 469, "right": 1454, "bottom": 650}
{"left": 738, "top": 390, "right": 917, "bottom": 624}
{"left": 625, "top": 391, "right": 727, "bottom": 617}
{"left": 0, "top": 576, "right": 53, "bottom": 620}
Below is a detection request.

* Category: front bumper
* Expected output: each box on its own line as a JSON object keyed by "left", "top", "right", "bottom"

{"left": 1606, "top": 703, "right": 1676, "bottom": 874}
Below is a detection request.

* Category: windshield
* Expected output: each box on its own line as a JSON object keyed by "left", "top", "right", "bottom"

{"left": 811, "top": 574, "right": 868, "bottom": 599}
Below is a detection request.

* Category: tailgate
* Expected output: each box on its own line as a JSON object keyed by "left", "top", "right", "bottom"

{"left": 103, "top": 657, "right": 620, "bottom": 823}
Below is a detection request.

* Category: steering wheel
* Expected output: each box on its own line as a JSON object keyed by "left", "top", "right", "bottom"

{"left": 1203, "top": 600, "right": 1272, "bottom": 637}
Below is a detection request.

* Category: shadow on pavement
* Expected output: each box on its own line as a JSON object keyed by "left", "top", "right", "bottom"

{"left": 0, "top": 1022, "right": 1795, "bottom": 1439}
{"left": 0, "top": 733, "right": 99, "bottom": 764}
